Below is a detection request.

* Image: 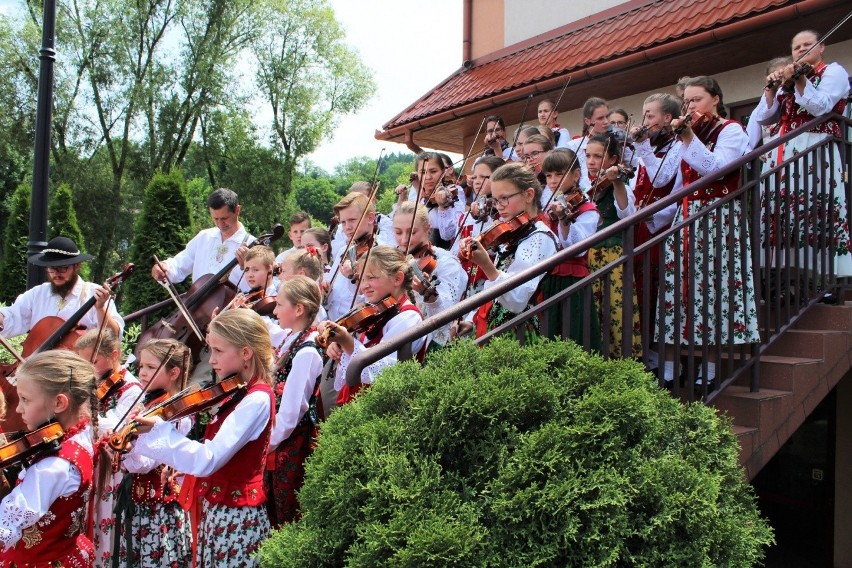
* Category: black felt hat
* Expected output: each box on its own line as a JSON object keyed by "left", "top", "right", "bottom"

{"left": 28, "top": 237, "right": 94, "bottom": 267}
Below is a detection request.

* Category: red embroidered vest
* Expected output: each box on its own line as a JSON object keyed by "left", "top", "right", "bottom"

{"left": 195, "top": 381, "right": 274, "bottom": 507}
{"left": 634, "top": 159, "right": 677, "bottom": 210}
{"left": 543, "top": 202, "right": 597, "bottom": 277}
{"left": 1, "top": 439, "right": 93, "bottom": 564}
{"left": 681, "top": 120, "right": 742, "bottom": 202}
{"left": 773, "top": 62, "right": 846, "bottom": 138}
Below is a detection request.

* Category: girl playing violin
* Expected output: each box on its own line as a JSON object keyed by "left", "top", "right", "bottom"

{"left": 537, "top": 98, "right": 571, "bottom": 148}
{"left": 301, "top": 228, "right": 333, "bottom": 276}
{"left": 241, "top": 245, "right": 276, "bottom": 297}
{"left": 392, "top": 202, "right": 467, "bottom": 349}
{"left": 76, "top": 328, "right": 142, "bottom": 567}
{"left": 455, "top": 156, "right": 504, "bottom": 255}
{"left": 459, "top": 162, "right": 558, "bottom": 341}
{"left": 567, "top": 97, "right": 610, "bottom": 191}
{"left": 265, "top": 276, "right": 325, "bottom": 527}
{"left": 131, "top": 309, "right": 275, "bottom": 567}
{"left": 585, "top": 131, "right": 642, "bottom": 359}
{"left": 541, "top": 149, "right": 601, "bottom": 348}
{"left": 522, "top": 134, "right": 555, "bottom": 207}
{"left": 659, "top": 76, "right": 760, "bottom": 392}
{"left": 320, "top": 246, "right": 426, "bottom": 406}
{"left": 0, "top": 351, "right": 97, "bottom": 567}
{"left": 117, "top": 339, "right": 192, "bottom": 568}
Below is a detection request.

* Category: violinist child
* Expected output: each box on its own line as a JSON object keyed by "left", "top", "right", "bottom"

{"left": 537, "top": 98, "right": 571, "bottom": 148}
{"left": 458, "top": 162, "right": 558, "bottom": 341}
{"left": 0, "top": 350, "right": 97, "bottom": 566}
{"left": 393, "top": 152, "right": 465, "bottom": 249}
{"left": 522, "top": 134, "right": 555, "bottom": 207}
{"left": 659, "top": 76, "right": 759, "bottom": 392}
{"left": 320, "top": 246, "right": 426, "bottom": 406}
{"left": 131, "top": 309, "right": 275, "bottom": 567}
{"left": 272, "top": 248, "right": 327, "bottom": 329}
{"left": 241, "top": 245, "right": 276, "bottom": 299}
{"left": 275, "top": 211, "right": 311, "bottom": 264}
{"left": 265, "top": 276, "right": 325, "bottom": 526}
{"left": 393, "top": 202, "right": 467, "bottom": 348}
{"left": 541, "top": 149, "right": 601, "bottom": 348}
{"left": 75, "top": 328, "right": 142, "bottom": 568}
{"left": 302, "top": 228, "right": 333, "bottom": 276}
{"left": 585, "top": 131, "right": 642, "bottom": 359}
{"left": 117, "top": 339, "right": 192, "bottom": 568}
{"left": 629, "top": 93, "right": 684, "bottom": 372}
{"left": 455, "top": 156, "right": 505, "bottom": 254}
{"left": 567, "top": 97, "right": 610, "bottom": 191}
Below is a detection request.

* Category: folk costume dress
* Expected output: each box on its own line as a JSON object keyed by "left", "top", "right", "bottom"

{"left": 751, "top": 61, "right": 851, "bottom": 276}
{"left": 542, "top": 199, "right": 602, "bottom": 350}
{"left": 658, "top": 121, "right": 761, "bottom": 347}
{"left": 409, "top": 246, "right": 468, "bottom": 349}
{"left": 0, "top": 421, "right": 95, "bottom": 568}
{"left": 134, "top": 379, "right": 274, "bottom": 568}
{"left": 334, "top": 297, "right": 426, "bottom": 405}
{"left": 265, "top": 329, "right": 324, "bottom": 527}
{"left": 117, "top": 393, "right": 192, "bottom": 568}
{"left": 95, "top": 369, "right": 142, "bottom": 568}
{"left": 474, "top": 220, "right": 558, "bottom": 342}
{"left": 587, "top": 177, "right": 643, "bottom": 358}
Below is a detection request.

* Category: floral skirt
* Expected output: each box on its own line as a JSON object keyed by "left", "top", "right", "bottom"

{"left": 119, "top": 501, "right": 191, "bottom": 568}
{"left": 265, "top": 422, "right": 316, "bottom": 527}
{"left": 196, "top": 500, "right": 270, "bottom": 568}
{"left": 659, "top": 199, "right": 760, "bottom": 345}
{"left": 538, "top": 273, "right": 601, "bottom": 352}
{"left": 588, "top": 244, "right": 642, "bottom": 358}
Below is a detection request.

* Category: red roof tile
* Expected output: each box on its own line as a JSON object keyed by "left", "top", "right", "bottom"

{"left": 381, "top": 0, "right": 791, "bottom": 131}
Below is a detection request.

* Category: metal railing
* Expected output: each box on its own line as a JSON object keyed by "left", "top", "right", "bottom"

{"left": 346, "top": 113, "right": 852, "bottom": 404}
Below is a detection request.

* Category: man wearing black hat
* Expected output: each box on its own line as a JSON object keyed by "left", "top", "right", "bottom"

{"left": 0, "top": 236, "right": 124, "bottom": 339}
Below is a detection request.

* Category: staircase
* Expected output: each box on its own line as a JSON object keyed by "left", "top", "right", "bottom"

{"left": 717, "top": 301, "right": 852, "bottom": 480}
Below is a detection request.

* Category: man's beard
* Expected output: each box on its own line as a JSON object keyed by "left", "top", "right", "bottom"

{"left": 51, "top": 273, "right": 77, "bottom": 297}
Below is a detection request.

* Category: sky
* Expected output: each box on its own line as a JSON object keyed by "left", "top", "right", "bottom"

{"left": 308, "top": 0, "right": 464, "bottom": 171}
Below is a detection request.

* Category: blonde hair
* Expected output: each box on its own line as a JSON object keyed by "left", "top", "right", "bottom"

{"left": 137, "top": 338, "right": 192, "bottom": 389}
{"left": 361, "top": 246, "right": 413, "bottom": 293}
{"left": 348, "top": 181, "right": 373, "bottom": 195}
{"left": 17, "top": 350, "right": 96, "bottom": 428}
{"left": 245, "top": 245, "right": 275, "bottom": 267}
{"left": 288, "top": 248, "right": 324, "bottom": 281}
{"left": 75, "top": 327, "right": 120, "bottom": 359}
{"left": 334, "top": 192, "right": 374, "bottom": 216}
{"left": 524, "top": 133, "right": 554, "bottom": 152}
{"left": 279, "top": 275, "right": 322, "bottom": 324}
{"left": 207, "top": 309, "right": 273, "bottom": 385}
{"left": 395, "top": 201, "right": 430, "bottom": 229}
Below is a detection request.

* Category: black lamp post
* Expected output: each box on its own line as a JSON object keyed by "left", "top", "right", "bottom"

{"left": 26, "top": 0, "right": 57, "bottom": 288}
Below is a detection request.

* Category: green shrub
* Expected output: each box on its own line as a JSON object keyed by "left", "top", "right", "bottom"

{"left": 0, "top": 183, "right": 31, "bottom": 303}
{"left": 259, "top": 338, "right": 773, "bottom": 567}
{"left": 48, "top": 183, "right": 90, "bottom": 280}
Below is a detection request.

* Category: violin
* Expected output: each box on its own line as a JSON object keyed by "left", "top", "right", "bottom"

{"left": 547, "top": 188, "right": 588, "bottom": 223}
{"left": 222, "top": 286, "right": 276, "bottom": 317}
{"left": 632, "top": 123, "right": 676, "bottom": 153}
{"left": 471, "top": 196, "right": 498, "bottom": 223}
{"left": 408, "top": 243, "right": 441, "bottom": 302}
{"left": 316, "top": 295, "right": 400, "bottom": 348}
{"left": 0, "top": 421, "right": 64, "bottom": 469}
{"left": 458, "top": 212, "right": 534, "bottom": 262}
{"left": 97, "top": 369, "right": 126, "bottom": 402}
{"left": 327, "top": 215, "right": 340, "bottom": 239}
{"left": 674, "top": 111, "right": 719, "bottom": 143}
{"left": 108, "top": 373, "right": 247, "bottom": 454}
{"left": 589, "top": 164, "right": 635, "bottom": 201}
{"left": 765, "top": 61, "right": 814, "bottom": 91}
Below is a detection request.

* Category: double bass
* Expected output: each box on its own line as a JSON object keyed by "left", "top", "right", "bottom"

{"left": 137, "top": 225, "right": 284, "bottom": 363}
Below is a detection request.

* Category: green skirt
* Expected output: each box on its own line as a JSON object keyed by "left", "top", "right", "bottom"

{"left": 539, "top": 274, "right": 602, "bottom": 353}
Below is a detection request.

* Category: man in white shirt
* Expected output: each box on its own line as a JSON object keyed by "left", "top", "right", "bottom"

{"left": 151, "top": 188, "right": 253, "bottom": 292}
{"left": 0, "top": 236, "right": 124, "bottom": 339}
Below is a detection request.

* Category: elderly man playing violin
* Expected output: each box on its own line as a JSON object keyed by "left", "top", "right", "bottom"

{"left": 0, "top": 236, "right": 123, "bottom": 339}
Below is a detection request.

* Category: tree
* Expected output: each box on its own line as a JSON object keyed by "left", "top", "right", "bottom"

{"left": 48, "top": 183, "right": 89, "bottom": 279}
{"left": 293, "top": 175, "right": 338, "bottom": 225}
{"left": 122, "top": 169, "right": 194, "bottom": 314}
{"left": 252, "top": 0, "right": 374, "bottom": 196}
{"left": 259, "top": 338, "right": 774, "bottom": 567}
{"left": 0, "top": 183, "right": 32, "bottom": 302}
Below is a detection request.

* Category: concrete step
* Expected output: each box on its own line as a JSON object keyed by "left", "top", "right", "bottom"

{"left": 713, "top": 386, "right": 793, "bottom": 430}
{"left": 731, "top": 425, "right": 758, "bottom": 466}
{"left": 732, "top": 355, "right": 822, "bottom": 392}
{"left": 764, "top": 328, "right": 851, "bottom": 359}
{"left": 792, "top": 302, "right": 852, "bottom": 331}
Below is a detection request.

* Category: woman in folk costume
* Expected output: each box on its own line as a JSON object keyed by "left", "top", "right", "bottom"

{"left": 751, "top": 30, "right": 850, "bottom": 277}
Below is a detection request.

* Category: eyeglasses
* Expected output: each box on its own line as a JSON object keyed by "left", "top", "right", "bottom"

{"left": 492, "top": 191, "right": 524, "bottom": 206}
{"left": 522, "top": 150, "right": 545, "bottom": 161}
{"left": 46, "top": 266, "right": 73, "bottom": 274}
{"left": 609, "top": 120, "right": 627, "bottom": 127}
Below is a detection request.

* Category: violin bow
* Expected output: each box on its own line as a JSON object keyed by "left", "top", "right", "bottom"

{"left": 368, "top": 147, "right": 386, "bottom": 196}
{"left": 588, "top": 135, "right": 614, "bottom": 203}
{"left": 87, "top": 293, "right": 115, "bottom": 366}
{"left": 153, "top": 255, "right": 205, "bottom": 344}
{"left": 540, "top": 76, "right": 572, "bottom": 130}
{"left": 111, "top": 345, "right": 177, "bottom": 433}
{"left": 507, "top": 93, "right": 534, "bottom": 161}
{"left": 404, "top": 159, "right": 428, "bottom": 255}
{"left": 541, "top": 132, "right": 588, "bottom": 213}
{"left": 348, "top": 228, "right": 379, "bottom": 311}
{"left": 326, "top": 176, "right": 383, "bottom": 294}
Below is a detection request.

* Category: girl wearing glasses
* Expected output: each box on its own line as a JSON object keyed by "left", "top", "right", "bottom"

{"left": 522, "top": 134, "right": 555, "bottom": 209}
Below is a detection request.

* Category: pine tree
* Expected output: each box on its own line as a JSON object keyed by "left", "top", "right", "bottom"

{"left": 0, "top": 184, "right": 32, "bottom": 303}
{"left": 123, "top": 170, "right": 194, "bottom": 314}
{"left": 48, "top": 183, "right": 90, "bottom": 280}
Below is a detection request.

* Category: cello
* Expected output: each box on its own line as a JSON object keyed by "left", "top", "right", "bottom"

{"left": 137, "top": 225, "right": 284, "bottom": 363}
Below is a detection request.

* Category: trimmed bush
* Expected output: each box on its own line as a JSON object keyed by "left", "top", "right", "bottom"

{"left": 48, "top": 183, "right": 90, "bottom": 280}
{"left": 0, "top": 183, "right": 31, "bottom": 303}
{"left": 259, "top": 338, "right": 773, "bottom": 567}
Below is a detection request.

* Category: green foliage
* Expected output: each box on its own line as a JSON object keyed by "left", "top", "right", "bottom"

{"left": 121, "top": 322, "right": 141, "bottom": 362}
{"left": 260, "top": 339, "right": 773, "bottom": 567}
{"left": 122, "top": 170, "right": 194, "bottom": 313}
{"left": 0, "top": 184, "right": 31, "bottom": 303}
{"left": 48, "top": 183, "right": 90, "bottom": 280}
{"left": 294, "top": 176, "right": 339, "bottom": 224}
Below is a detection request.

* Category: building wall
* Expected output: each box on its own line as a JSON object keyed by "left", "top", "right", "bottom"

{"left": 503, "top": 0, "right": 629, "bottom": 47}
{"left": 470, "top": 0, "right": 504, "bottom": 60}
{"left": 836, "top": 373, "right": 852, "bottom": 567}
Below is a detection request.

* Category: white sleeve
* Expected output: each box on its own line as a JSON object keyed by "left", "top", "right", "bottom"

{"left": 335, "top": 310, "right": 422, "bottom": 390}
{"left": 615, "top": 180, "right": 636, "bottom": 219}
{"left": 0, "top": 288, "right": 36, "bottom": 338}
{"left": 423, "top": 254, "right": 466, "bottom": 317}
{"left": 647, "top": 202, "right": 680, "bottom": 234}
{"left": 679, "top": 123, "right": 748, "bottom": 177}
{"left": 483, "top": 231, "right": 557, "bottom": 313}
{"left": 555, "top": 127, "right": 572, "bottom": 148}
{"left": 0, "top": 457, "right": 81, "bottom": 550}
{"left": 794, "top": 63, "right": 848, "bottom": 117}
{"left": 559, "top": 210, "right": 600, "bottom": 249}
{"left": 123, "top": 417, "right": 192, "bottom": 474}
{"left": 98, "top": 382, "right": 143, "bottom": 436}
{"left": 163, "top": 234, "right": 200, "bottom": 284}
{"left": 133, "top": 391, "right": 270, "bottom": 477}
{"left": 634, "top": 141, "right": 682, "bottom": 187}
{"left": 750, "top": 92, "right": 781, "bottom": 126}
{"left": 270, "top": 347, "right": 324, "bottom": 448}
{"left": 432, "top": 200, "right": 467, "bottom": 243}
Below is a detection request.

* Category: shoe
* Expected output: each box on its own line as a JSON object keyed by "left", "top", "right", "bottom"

{"left": 693, "top": 377, "right": 715, "bottom": 398}
{"left": 820, "top": 293, "right": 840, "bottom": 305}
{"left": 661, "top": 379, "right": 674, "bottom": 392}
